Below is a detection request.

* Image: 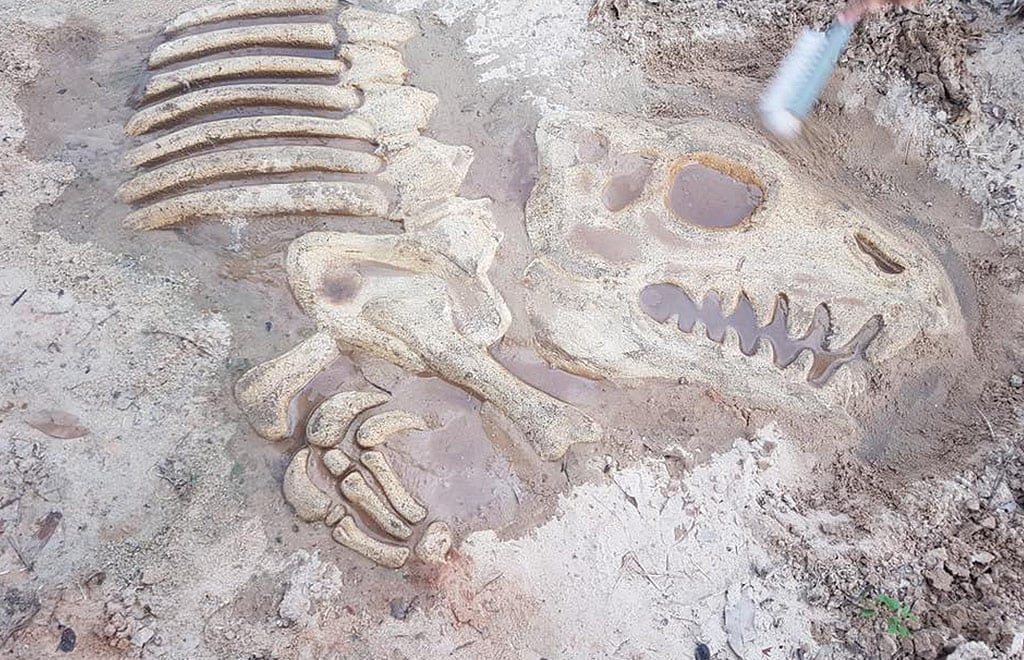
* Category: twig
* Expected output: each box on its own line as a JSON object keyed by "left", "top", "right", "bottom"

{"left": 451, "top": 640, "right": 476, "bottom": 654}
{"left": 976, "top": 404, "right": 1009, "bottom": 502}
{"left": 477, "top": 573, "right": 503, "bottom": 595}
{"left": 7, "top": 539, "right": 33, "bottom": 571}
{"left": 142, "top": 329, "right": 213, "bottom": 357}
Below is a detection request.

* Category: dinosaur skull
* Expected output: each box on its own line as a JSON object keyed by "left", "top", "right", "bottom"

{"left": 523, "top": 111, "right": 963, "bottom": 406}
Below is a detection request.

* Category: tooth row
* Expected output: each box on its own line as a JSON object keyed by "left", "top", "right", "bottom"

{"left": 125, "top": 115, "right": 376, "bottom": 167}
{"left": 126, "top": 84, "right": 360, "bottom": 136}
{"left": 640, "top": 283, "right": 882, "bottom": 386}
{"left": 150, "top": 23, "right": 338, "bottom": 68}
{"left": 164, "top": 0, "right": 338, "bottom": 34}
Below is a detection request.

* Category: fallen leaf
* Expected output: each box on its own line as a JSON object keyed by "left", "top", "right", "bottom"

{"left": 26, "top": 410, "right": 88, "bottom": 439}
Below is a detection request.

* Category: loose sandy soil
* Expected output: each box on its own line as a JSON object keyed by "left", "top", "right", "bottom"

{"left": 0, "top": 0, "right": 1022, "bottom": 658}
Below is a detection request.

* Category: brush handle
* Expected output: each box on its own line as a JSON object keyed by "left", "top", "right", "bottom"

{"left": 788, "top": 20, "right": 855, "bottom": 119}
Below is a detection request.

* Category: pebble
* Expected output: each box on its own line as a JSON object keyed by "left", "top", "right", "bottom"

{"left": 924, "top": 565, "right": 954, "bottom": 591}
{"left": 879, "top": 634, "right": 898, "bottom": 657}
{"left": 57, "top": 627, "right": 76, "bottom": 653}
{"left": 970, "top": 550, "right": 996, "bottom": 565}
{"left": 133, "top": 628, "right": 155, "bottom": 647}
{"left": 1009, "top": 373, "right": 1023, "bottom": 388}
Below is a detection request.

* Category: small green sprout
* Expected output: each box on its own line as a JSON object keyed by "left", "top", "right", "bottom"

{"left": 859, "top": 593, "right": 919, "bottom": 638}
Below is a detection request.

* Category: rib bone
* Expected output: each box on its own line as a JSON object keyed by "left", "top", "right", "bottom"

{"left": 164, "top": 0, "right": 337, "bottom": 34}
{"left": 117, "top": 146, "right": 382, "bottom": 203}
{"left": 124, "top": 181, "right": 389, "bottom": 231}
{"left": 150, "top": 23, "right": 337, "bottom": 69}
{"left": 126, "top": 84, "right": 360, "bottom": 136}
{"left": 126, "top": 116, "right": 376, "bottom": 167}
{"left": 143, "top": 55, "right": 344, "bottom": 101}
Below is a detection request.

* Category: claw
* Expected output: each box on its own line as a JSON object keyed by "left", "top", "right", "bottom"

{"left": 360, "top": 451, "right": 427, "bottom": 524}
{"left": 307, "top": 390, "right": 390, "bottom": 447}
{"left": 340, "top": 472, "right": 413, "bottom": 541}
{"left": 332, "top": 516, "right": 409, "bottom": 569}
{"left": 235, "top": 332, "right": 339, "bottom": 441}
{"left": 355, "top": 410, "right": 427, "bottom": 449}
{"left": 283, "top": 448, "right": 333, "bottom": 523}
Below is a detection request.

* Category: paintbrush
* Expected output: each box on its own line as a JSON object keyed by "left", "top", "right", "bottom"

{"left": 759, "top": 15, "right": 858, "bottom": 139}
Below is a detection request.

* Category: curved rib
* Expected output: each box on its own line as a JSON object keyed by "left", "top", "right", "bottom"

{"left": 125, "top": 84, "right": 360, "bottom": 136}
{"left": 126, "top": 115, "right": 376, "bottom": 167}
{"left": 164, "top": 0, "right": 337, "bottom": 34}
{"left": 149, "top": 23, "right": 337, "bottom": 69}
{"left": 143, "top": 55, "right": 344, "bottom": 100}
{"left": 117, "top": 146, "right": 382, "bottom": 202}
{"left": 124, "top": 181, "right": 389, "bottom": 230}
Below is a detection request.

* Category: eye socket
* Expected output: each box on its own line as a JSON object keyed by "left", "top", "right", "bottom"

{"left": 601, "top": 152, "right": 656, "bottom": 212}
{"left": 854, "top": 232, "right": 905, "bottom": 275}
{"left": 664, "top": 153, "right": 764, "bottom": 230}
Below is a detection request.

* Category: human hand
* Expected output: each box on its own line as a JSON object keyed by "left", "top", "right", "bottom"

{"left": 840, "top": 0, "right": 922, "bottom": 21}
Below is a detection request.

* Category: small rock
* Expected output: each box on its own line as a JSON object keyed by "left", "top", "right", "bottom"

{"left": 694, "top": 642, "right": 711, "bottom": 660}
{"left": 1009, "top": 374, "right": 1023, "bottom": 388}
{"left": 975, "top": 573, "right": 995, "bottom": 597}
{"left": 923, "top": 547, "right": 949, "bottom": 567}
{"left": 132, "top": 627, "right": 155, "bottom": 647}
{"left": 925, "top": 566, "right": 954, "bottom": 591}
{"left": 947, "top": 562, "right": 970, "bottom": 578}
{"left": 964, "top": 498, "right": 981, "bottom": 512}
{"left": 979, "top": 516, "right": 996, "bottom": 530}
{"left": 879, "top": 633, "right": 899, "bottom": 657}
{"left": 57, "top": 627, "right": 76, "bottom": 653}
{"left": 389, "top": 598, "right": 414, "bottom": 621}
{"left": 913, "top": 629, "right": 946, "bottom": 660}
{"left": 970, "top": 551, "right": 995, "bottom": 565}
{"left": 947, "top": 640, "right": 994, "bottom": 660}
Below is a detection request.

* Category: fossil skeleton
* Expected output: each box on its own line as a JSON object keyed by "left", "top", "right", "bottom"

{"left": 123, "top": 1, "right": 964, "bottom": 567}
